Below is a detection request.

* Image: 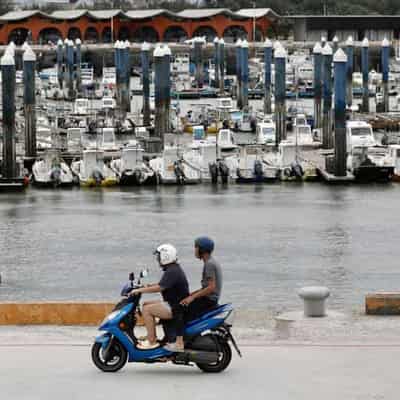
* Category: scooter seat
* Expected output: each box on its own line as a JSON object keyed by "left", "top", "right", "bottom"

{"left": 186, "top": 303, "right": 232, "bottom": 326}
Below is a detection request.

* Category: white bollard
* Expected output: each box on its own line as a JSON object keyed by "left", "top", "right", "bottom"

{"left": 298, "top": 286, "right": 330, "bottom": 317}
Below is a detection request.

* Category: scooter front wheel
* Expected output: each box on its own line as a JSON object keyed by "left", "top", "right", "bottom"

{"left": 91, "top": 340, "right": 128, "bottom": 372}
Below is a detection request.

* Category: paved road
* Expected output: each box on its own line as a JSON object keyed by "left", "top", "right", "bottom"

{"left": 0, "top": 344, "right": 397, "bottom": 400}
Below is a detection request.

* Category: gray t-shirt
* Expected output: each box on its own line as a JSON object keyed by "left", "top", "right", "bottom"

{"left": 201, "top": 257, "right": 222, "bottom": 302}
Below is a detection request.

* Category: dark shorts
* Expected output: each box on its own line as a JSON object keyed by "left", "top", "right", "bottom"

{"left": 185, "top": 297, "right": 218, "bottom": 322}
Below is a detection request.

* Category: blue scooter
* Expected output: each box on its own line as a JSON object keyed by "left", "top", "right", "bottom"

{"left": 91, "top": 269, "right": 241, "bottom": 373}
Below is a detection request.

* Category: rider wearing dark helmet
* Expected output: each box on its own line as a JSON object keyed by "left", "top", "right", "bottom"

{"left": 181, "top": 237, "right": 222, "bottom": 320}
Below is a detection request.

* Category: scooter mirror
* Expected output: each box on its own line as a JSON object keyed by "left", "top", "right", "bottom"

{"left": 129, "top": 272, "right": 135, "bottom": 281}
{"left": 140, "top": 269, "right": 149, "bottom": 278}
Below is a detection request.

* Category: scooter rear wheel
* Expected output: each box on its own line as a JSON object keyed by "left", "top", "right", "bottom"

{"left": 91, "top": 341, "right": 128, "bottom": 372}
{"left": 196, "top": 340, "right": 232, "bottom": 373}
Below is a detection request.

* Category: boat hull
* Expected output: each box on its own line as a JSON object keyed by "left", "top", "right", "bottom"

{"left": 353, "top": 166, "right": 394, "bottom": 183}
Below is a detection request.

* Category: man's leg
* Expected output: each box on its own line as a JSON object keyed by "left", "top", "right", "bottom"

{"left": 142, "top": 302, "right": 172, "bottom": 344}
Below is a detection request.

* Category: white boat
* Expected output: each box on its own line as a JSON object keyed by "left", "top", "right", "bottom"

{"left": 388, "top": 145, "right": 400, "bottom": 181}
{"left": 102, "top": 67, "right": 116, "bottom": 86}
{"left": 101, "top": 97, "right": 116, "bottom": 111}
{"left": 217, "top": 129, "right": 237, "bottom": 151}
{"left": 67, "top": 127, "right": 84, "bottom": 153}
{"left": 111, "top": 140, "right": 157, "bottom": 186}
{"left": 256, "top": 117, "right": 276, "bottom": 144}
{"left": 171, "top": 54, "right": 190, "bottom": 75}
{"left": 71, "top": 149, "right": 118, "bottom": 187}
{"left": 74, "top": 98, "right": 90, "bottom": 115}
{"left": 81, "top": 65, "right": 94, "bottom": 87}
{"left": 149, "top": 146, "right": 201, "bottom": 184}
{"left": 346, "top": 120, "right": 376, "bottom": 151}
{"left": 32, "top": 150, "right": 74, "bottom": 187}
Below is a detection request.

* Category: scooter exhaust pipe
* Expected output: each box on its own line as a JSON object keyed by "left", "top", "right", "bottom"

{"left": 175, "top": 350, "right": 219, "bottom": 364}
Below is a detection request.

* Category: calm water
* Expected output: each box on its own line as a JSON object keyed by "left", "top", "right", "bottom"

{"left": 1, "top": 184, "right": 400, "bottom": 316}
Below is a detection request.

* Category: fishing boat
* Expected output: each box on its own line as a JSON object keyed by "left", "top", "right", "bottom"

{"left": 217, "top": 129, "right": 237, "bottom": 152}
{"left": 74, "top": 98, "right": 90, "bottom": 115}
{"left": 388, "top": 145, "right": 400, "bottom": 181}
{"left": 111, "top": 141, "right": 158, "bottom": 186}
{"left": 71, "top": 149, "right": 118, "bottom": 187}
{"left": 256, "top": 117, "right": 276, "bottom": 145}
{"left": 31, "top": 150, "right": 74, "bottom": 187}
{"left": 149, "top": 146, "right": 201, "bottom": 185}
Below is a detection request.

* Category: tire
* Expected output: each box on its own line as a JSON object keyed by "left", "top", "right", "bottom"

{"left": 196, "top": 339, "right": 232, "bottom": 373}
{"left": 91, "top": 340, "right": 128, "bottom": 373}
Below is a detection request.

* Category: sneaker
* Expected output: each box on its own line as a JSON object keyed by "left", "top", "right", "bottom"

{"left": 164, "top": 343, "right": 185, "bottom": 353}
{"left": 137, "top": 340, "right": 159, "bottom": 350}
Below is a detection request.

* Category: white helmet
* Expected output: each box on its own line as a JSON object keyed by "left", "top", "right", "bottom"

{"left": 155, "top": 244, "right": 177, "bottom": 266}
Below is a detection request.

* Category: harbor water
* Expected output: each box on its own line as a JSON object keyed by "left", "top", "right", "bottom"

{"left": 1, "top": 184, "right": 400, "bottom": 320}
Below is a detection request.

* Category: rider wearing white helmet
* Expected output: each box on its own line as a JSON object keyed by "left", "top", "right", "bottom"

{"left": 129, "top": 244, "right": 189, "bottom": 351}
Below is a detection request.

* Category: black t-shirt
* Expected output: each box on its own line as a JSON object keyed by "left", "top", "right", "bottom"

{"left": 159, "top": 263, "right": 189, "bottom": 307}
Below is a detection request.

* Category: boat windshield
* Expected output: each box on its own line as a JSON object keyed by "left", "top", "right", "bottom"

{"left": 351, "top": 127, "right": 372, "bottom": 136}
{"left": 262, "top": 127, "right": 274, "bottom": 135}
{"left": 298, "top": 126, "right": 311, "bottom": 134}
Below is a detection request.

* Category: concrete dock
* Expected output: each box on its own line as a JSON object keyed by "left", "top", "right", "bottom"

{"left": 0, "top": 343, "right": 397, "bottom": 399}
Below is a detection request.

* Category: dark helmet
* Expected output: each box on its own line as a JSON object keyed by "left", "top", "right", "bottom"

{"left": 195, "top": 236, "right": 215, "bottom": 255}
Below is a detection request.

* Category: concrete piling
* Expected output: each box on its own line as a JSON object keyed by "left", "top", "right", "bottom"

{"left": 241, "top": 39, "right": 249, "bottom": 109}
{"left": 345, "top": 36, "right": 354, "bottom": 107}
{"left": 219, "top": 38, "right": 225, "bottom": 94}
{"left": 163, "top": 45, "right": 172, "bottom": 133}
{"left": 56, "top": 39, "right": 63, "bottom": 88}
{"left": 75, "top": 38, "right": 82, "bottom": 94}
{"left": 361, "top": 38, "right": 369, "bottom": 113}
{"left": 274, "top": 45, "right": 287, "bottom": 147}
{"left": 66, "top": 40, "right": 75, "bottom": 99}
{"left": 235, "top": 38, "right": 243, "bottom": 109}
{"left": 313, "top": 42, "right": 323, "bottom": 129}
{"left": 381, "top": 37, "right": 390, "bottom": 113}
{"left": 194, "top": 37, "right": 204, "bottom": 89}
{"left": 23, "top": 46, "right": 37, "bottom": 158}
{"left": 263, "top": 38, "right": 272, "bottom": 114}
{"left": 141, "top": 42, "right": 151, "bottom": 126}
{"left": 153, "top": 45, "right": 164, "bottom": 141}
{"left": 213, "top": 37, "right": 220, "bottom": 89}
{"left": 333, "top": 48, "right": 348, "bottom": 177}
{"left": 322, "top": 44, "right": 333, "bottom": 149}
{"left": 1, "top": 51, "right": 17, "bottom": 179}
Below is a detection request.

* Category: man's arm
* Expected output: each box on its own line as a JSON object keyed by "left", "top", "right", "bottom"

{"left": 129, "top": 284, "right": 161, "bottom": 296}
{"left": 181, "top": 278, "right": 216, "bottom": 305}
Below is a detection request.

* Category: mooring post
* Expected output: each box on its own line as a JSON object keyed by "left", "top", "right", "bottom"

{"left": 274, "top": 45, "right": 287, "bottom": 147}
{"left": 382, "top": 37, "right": 390, "bottom": 113}
{"left": 194, "top": 38, "right": 204, "bottom": 89}
{"left": 153, "top": 45, "right": 164, "bottom": 142}
{"left": 57, "top": 39, "right": 63, "bottom": 89}
{"left": 1, "top": 51, "right": 17, "bottom": 179}
{"left": 23, "top": 46, "right": 37, "bottom": 158}
{"left": 361, "top": 38, "right": 369, "bottom": 113}
{"left": 313, "top": 42, "right": 322, "bottom": 130}
{"left": 322, "top": 44, "right": 333, "bottom": 149}
{"left": 264, "top": 38, "right": 272, "bottom": 114}
{"left": 333, "top": 48, "right": 348, "bottom": 177}
{"left": 332, "top": 36, "right": 339, "bottom": 55}
{"left": 122, "top": 40, "right": 131, "bottom": 114}
{"left": 163, "top": 45, "right": 172, "bottom": 133}
{"left": 241, "top": 39, "right": 249, "bottom": 109}
{"left": 235, "top": 38, "right": 243, "bottom": 109}
{"left": 67, "top": 40, "right": 75, "bottom": 100}
{"left": 213, "top": 37, "right": 220, "bottom": 89}
{"left": 75, "top": 38, "right": 82, "bottom": 94}
{"left": 345, "top": 36, "right": 354, "bottom": 107}
{"left": 219, "top": 38, "right": 225, "bottom": 94}
{"left": 141, "top": 42, "right": 151, "bottom": 126}
{"left": 114, "top": 40, "right": 122, "bottom": 109}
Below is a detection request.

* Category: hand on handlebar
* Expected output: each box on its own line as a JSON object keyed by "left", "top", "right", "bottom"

{"left": 128, "top": 289, "right": 141, "bottom": 297}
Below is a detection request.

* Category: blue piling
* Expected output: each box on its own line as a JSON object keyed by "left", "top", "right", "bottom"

{"left": 241, "top": 39, "right": 249, "bottom": 109}
{"left": 264, "top": 38, "right": 272, "bottom": 114}
{"left": 1, "top": 51, "right": 17, "bottom": 178}
{"left": 153, "top": 45, "right": 164, "bottom": 141}
{"left": 194, "top": 38, "right": 204, "bottom": 89}
{"left": 313, "top": 42, "right": 323, "bottom": 129}
{"left": 75, "top": 38, "right": 82, "bottom": 94}
{"left": 114, "top": 41, "right": 123, "bottom": 109}
{"left": 141, "top": 42, "right": 151, "bottom": 126}
{"left": 122, "top": 40, "right": 131, "bottom": 114}
{"left": 163, "top": 45, "right": 172, "bottom": 133}
{"left": 57, "top": 39, "right": 63, "bottom": 88}
{"left": 219, "top": 38, "right": 225, "bottom": 93}
{"left": 361, "top": 38, "right": 369, "bottom": 113}
{"left": 66, "top": 40, "right": 75, "bottom": 99}
{"left": 236, "top": 39, "right": 243, "bottom": 109}
{"left": 333, "top": 48, "right": 348, "bottom": 177}
{"left": 213, "top": 37, "right": 220, "bottom": 89}
{"left": 382, "top": 38, "right": 390, "bottom": 112}
{"left": 345, "top": 36, "right": 354, "bottom": 107}
{"left": 332, "top": 36, "right": 339, "bottom": 55}
{"left": 322, "top": 44, "right": 333, "bottom": 149}
{"left": 274, "top": 45, "right": 287, "bottom": 147}
{"left": 23, "top": 46, "right": 37, "bottom": 158}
